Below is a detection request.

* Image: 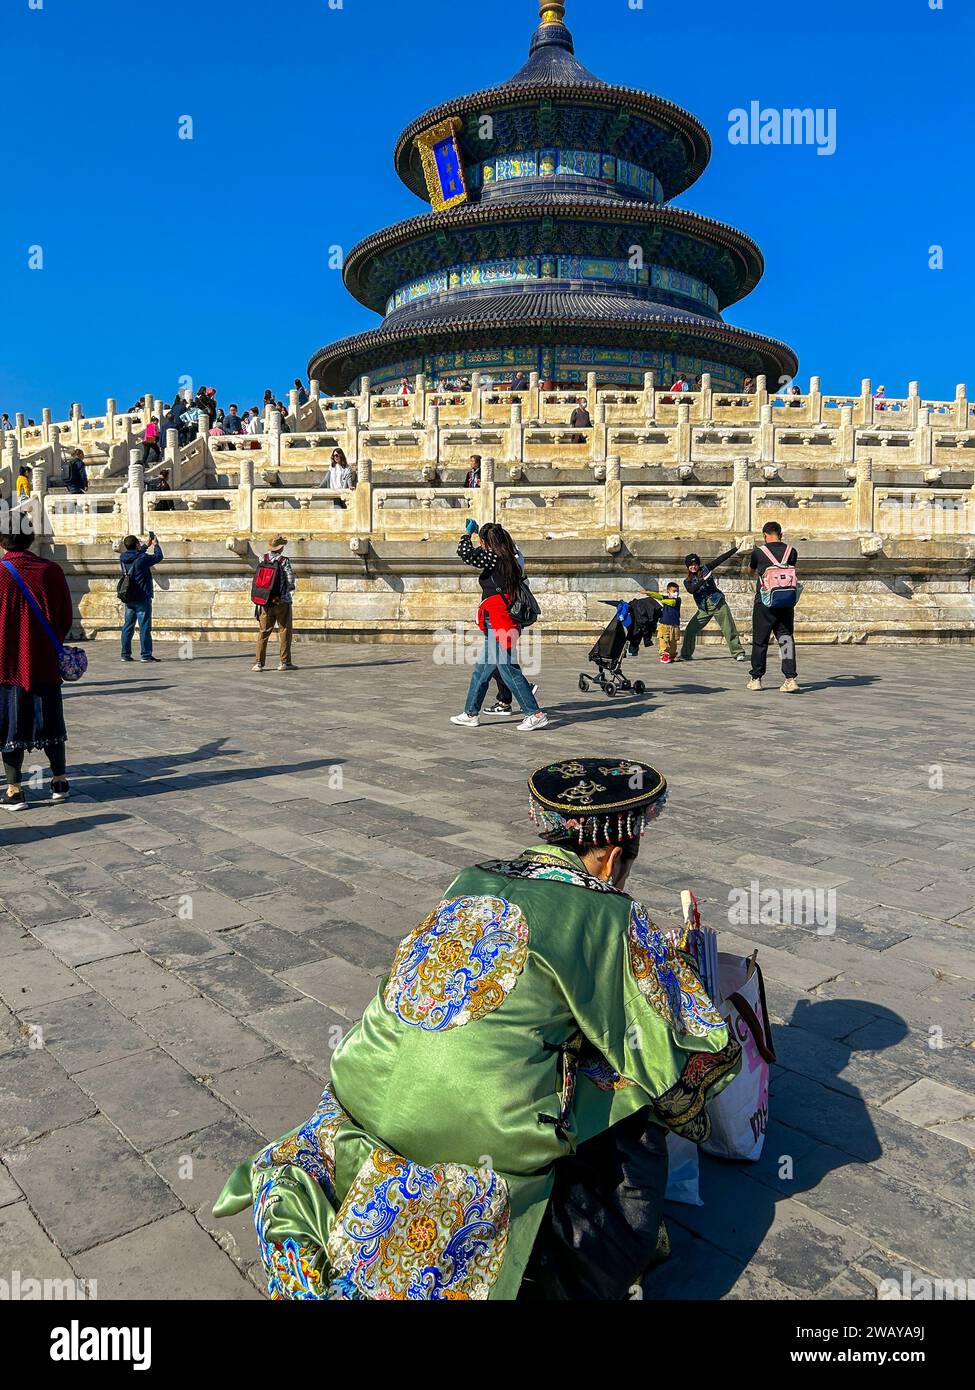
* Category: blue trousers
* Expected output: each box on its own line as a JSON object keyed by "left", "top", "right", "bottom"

{"left": 465, "top": 626, "right": 539, "bottom": 716}
{"left": 121, "top": 602, "right": 153, "bottom": 659}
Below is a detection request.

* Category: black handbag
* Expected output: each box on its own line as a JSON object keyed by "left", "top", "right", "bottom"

{"left": 508, "top": 580, "right": 541, "bottom": 629}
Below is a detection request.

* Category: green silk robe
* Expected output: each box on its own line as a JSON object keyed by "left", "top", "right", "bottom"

{"left": 213, "top": 846, "right": 741, "bottom": 1300}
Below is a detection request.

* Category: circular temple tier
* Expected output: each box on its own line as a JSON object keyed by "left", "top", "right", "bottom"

{"left": 309, "top": 1, "right": 797, "bottom": 394}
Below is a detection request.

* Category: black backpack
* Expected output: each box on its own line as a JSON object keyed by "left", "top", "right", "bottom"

{"left": 117, "top": 558, "right": 141, "bottom": 606}
{"left": 251, "top": 558, "right": 283, "bottom": 607}
{"left": 508, "top": 579, "right": 541, "bottom": 629}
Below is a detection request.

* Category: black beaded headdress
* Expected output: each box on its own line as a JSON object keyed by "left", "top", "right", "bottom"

{"left": 528, "top": 758, "right": 668, "bottom": 846}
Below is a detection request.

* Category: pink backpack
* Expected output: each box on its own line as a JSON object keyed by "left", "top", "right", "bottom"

{"left": 758, "top": 545, "right": 799, "bottom": 609}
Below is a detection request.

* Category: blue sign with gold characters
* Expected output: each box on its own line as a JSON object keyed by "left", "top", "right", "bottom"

{"left": 416, "top": 118, "right": 469, "bottom": 213}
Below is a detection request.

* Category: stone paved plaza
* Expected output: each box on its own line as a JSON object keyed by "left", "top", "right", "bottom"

{"left": 1, "top": 638, "right": 974, "bottom": 1301}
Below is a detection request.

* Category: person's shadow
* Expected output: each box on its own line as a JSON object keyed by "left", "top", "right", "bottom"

{"left": 641, "top": 999, "right": 908, "bottom": 1299}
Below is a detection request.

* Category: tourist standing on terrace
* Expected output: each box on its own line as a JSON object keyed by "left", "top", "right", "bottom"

{"left": 451, "top": 520, "right": 548, "bottom": 731}
{"left": 142, "top": 417, "right": 162, "bottom": 465}
{"left": 465, "top": 455, "right": 482, "bottom": 488}
{"left": 0, "top": 517, "right": 74, "bottom": 811}
{"left": 64, "top": 450, "right": 88, "bottom": 495}
{"left": 679, "top": 544, "right": 748, "bottom": 662}
{"left": 747, "top": 521, "right": 800, "bottom": 694}
{"left": 569, "top": 397, "right": 592, "bottom": 443}
{"left": 119, "top": 533, "right": 163, "bottom": 664}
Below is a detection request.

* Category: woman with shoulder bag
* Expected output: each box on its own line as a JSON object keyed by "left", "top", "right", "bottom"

{"left": 0, "top": 517, "right": 77, "bottom": 810}
{"left": 451, "top": 521, "right": 549, "bottom": 732}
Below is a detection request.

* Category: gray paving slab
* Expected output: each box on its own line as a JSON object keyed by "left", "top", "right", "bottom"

{"left": 2, "top": 639, "right": 973, "bottom": 1301}
{"left": 2, "top": 1115, "right": 181, "bottom": 1256}
{"left": 72, "top": 1210, "right": 263, "bottom": 1300}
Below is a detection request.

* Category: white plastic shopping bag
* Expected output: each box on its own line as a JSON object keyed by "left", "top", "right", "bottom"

{"left": 665, "top": 1132, "right": 703, "bottom": 1206}
{"left": 702, "top": 950, "right": 776, "bottom": 1161}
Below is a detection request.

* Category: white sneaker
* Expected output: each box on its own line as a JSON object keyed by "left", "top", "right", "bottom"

{"left": 450, "top": 713, "right": 480, "bottom": 727}
{"left": 517, "top": 712, "right": 550, "bottom": 732}
{"left": 252, "top": 664, "right": 265, "bottom": 672}
{"left": 735, "top": 654, "right": 746, "bottom": 662}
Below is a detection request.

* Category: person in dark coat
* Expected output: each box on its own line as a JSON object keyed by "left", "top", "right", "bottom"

{"left": 0, "top": 517, "right": 74, "bottom": 810}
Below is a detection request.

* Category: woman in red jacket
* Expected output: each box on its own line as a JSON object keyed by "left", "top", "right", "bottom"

{"left": 0, "top": 523, "right": 74, "bottom": 811}
{"left": 450, "top": 521, "right": 548, "bottom": 731}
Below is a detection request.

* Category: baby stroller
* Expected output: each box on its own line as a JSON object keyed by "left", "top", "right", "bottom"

{"left": 579, "top": 596, "right": 661, "bottom": 698}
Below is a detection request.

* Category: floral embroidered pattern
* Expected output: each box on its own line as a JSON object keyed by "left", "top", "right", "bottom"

{"left": 254, "top": 1179, "right": 327, "bottom": 1301}
{"left": 578, "top": 1044, "right": 635, "bottom": 1092}
{"left": 384, "top": 895, "right": 529, "bottom": 1031}
{"left": 652, "top": 1038, "right": 743, "bottom": 1142}
{"left": 627, "top": 901, "right": 726, "bottom": 1038}
{"left": 254, "top": 1084, "right": 349, "bottom": 1200}
{"left": 327, "top": 1148, "right": 509, "bottom": 1300}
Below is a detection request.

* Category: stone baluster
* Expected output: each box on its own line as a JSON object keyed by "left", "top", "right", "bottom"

{"left": 237, "top": 454, "right": 254, "bottom": 532}
{"left": 15, "top": 413, "right": 26, "bottom": 449}
{"left": 759, "top": 404, "right": 774, "bottom": 466}
{"left": 288, "top": 389, "right": 300, "bottom": 431}
{"left": 424, "top": 404, "right": 440, "bottom": 462}
{"left": 604, "top": 454, "right": 622, "bottom": 532}
{"left": 643, "top": 371, "right": 656, "bottom": 422}
{"left": 907, "top": 380, "right": 920, "bottom": 430}
{"left": 528, "top": 371, "right": 540, "bottom": 423}
{"left": 71, "top": 402, "right": 82, "bottom": 445}
{"left": 345, "top": 406, "right": 359, "bottom": 466}
{"left": 30, "top": 462, "right": 47, "bottom": 539}
{"left": 838, "top": 405, "right": 856, "bottom": 469}
{"left": 593, "top": 401, "right": 607, "bottom": 463}
{"left": 106, "top": 398, "right": 117, "bottom": 440}
{"left": 41, "top": 407, "right": 52, "bottom": 445}
{"left": 808, "top": 375, "right": 822, "bottom": 423}
{"left": 754, "top": 375, "right": 768, "bottom": 412}
{"left": 359, "top": 375, "right": 372, "bottom": 421}
{"left": 955, "top": 383, "right": 969, "bottom": 430}
{"left": 586, "top": 371, "right": 597, "bottom": 416}
{"left": 153, "top": 399, "right": 163, "bottom": 430}
{"left": 860, "top": 378, "right": 873, "bottom": 427}
{"left": 470, "top": 371, "right": 482, "bottom": 422}
{"left": 50, "top": 426, "right": 63, "bottom": 481}
{"left": 854, "top": 457, "right": 874, "bottom": 534}
{"left": 479, "top": 456, "right": 496, "bottom": 528}
{"left": 675, "top": 402, "right": 692, "bottom": 465}
{"left": 165, "top": 430, "right": 179, "bottom": 488}
{"left": 700, "top": 372, "right": 714, "bottom": 423}
{"left": 1, "top": 434, "right": 18, "bottom": 508}
{"left": 732, "top": 457, "right": 751, "bottom": 533}
{"left": 127, "top": 454, "right": 145, "bottom": 536}
{"left": 352, "top": 455, "right": 372, "bottom": 534}
{"left": 915, "top": 408, "right": 933, "bottom": 468}
{"left": 268, "top": 410, "right": 282, "bottom": 471}
{"left": 415, "top": 373, "right": 427, "bottom": 424}
{"left": 143, "top": 393, "right": 154, "bottom": 424}
{"left": 509, "top": 399, "right": 524, "bottom": 464}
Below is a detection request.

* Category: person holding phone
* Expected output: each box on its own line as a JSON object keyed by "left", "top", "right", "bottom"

{"left": 119, "top": 532, "right": 164, "bottom": 664}
{"left": 451, "top": 519, "right": 548, "bottom": 731}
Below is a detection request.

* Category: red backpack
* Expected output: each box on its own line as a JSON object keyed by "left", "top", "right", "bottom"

{"left": 251, "top": 558, "right": 283, "bottom": 607}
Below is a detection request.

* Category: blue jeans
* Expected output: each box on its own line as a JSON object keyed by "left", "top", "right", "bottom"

{"left": 121, "top": 602, "right": 153, "bottom": 659}
{"left": 465, "top": 625, "right": 539, "bottom": 716}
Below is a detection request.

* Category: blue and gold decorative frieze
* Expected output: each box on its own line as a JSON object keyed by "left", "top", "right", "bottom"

{"left": 470, "top": 148, "right": 662, "bottom": 202}
{"left": 416, "top": 118, "right": 469, "bottom": 213}
{"left": 386, "top": 255, "right": 718, "bottom": 315}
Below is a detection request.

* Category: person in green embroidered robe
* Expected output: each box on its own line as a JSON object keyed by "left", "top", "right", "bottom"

{"left": 213, "top": 758, "right": 742, "bottom": 1300}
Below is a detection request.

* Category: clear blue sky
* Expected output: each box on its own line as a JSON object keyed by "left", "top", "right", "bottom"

{"left": 2, "top": 0, "right": 970, "bottom": 418}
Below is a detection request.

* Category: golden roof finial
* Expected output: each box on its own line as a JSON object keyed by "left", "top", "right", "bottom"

{"left": 540, "top": 2, "right": 566, "bottom": 25}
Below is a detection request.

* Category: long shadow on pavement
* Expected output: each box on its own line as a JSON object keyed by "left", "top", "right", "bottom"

{"left": 642, "top": 999, "right": 907, "bottom": 1299}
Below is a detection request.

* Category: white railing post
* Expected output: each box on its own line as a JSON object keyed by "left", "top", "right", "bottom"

{"left": 127, "top": 454, "right": 145, "bottom": 536}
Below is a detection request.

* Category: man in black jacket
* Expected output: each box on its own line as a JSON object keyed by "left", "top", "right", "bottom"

{"left": 679, "top": 543, "right": 747, "bottom": 661}
{"left": 747, "top": 521, "right": 800, "bottom": 693}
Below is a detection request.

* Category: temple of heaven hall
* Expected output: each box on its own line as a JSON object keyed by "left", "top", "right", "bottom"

{"left": 308, "top": 1, "right": 798, "bottom": 395}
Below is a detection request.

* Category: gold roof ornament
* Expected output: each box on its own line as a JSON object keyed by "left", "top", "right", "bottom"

{"left": 415, "top": 118, "right": 469, "bottom": 213}
{"left": 540, "top": 3, "right": 566, "bottom": 24}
